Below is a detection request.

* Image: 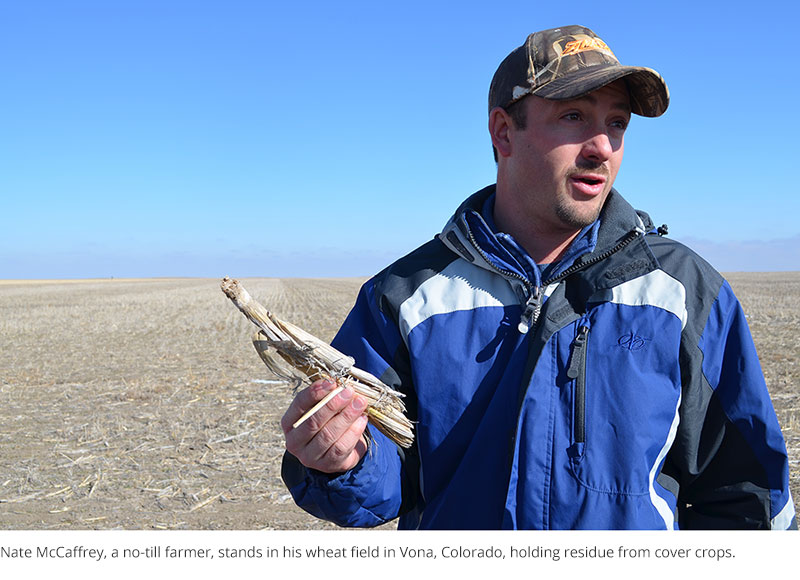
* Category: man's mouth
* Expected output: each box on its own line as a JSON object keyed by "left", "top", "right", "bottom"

{"left": 570, "top": 174, "right": 607, "bottom": 195}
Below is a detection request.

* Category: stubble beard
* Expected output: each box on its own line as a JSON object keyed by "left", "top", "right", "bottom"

{"left": 555, "top": 162, "right": 611, "bottom": 229}
{"left": 554, "top": 194, "right": 606, "bottom": 230}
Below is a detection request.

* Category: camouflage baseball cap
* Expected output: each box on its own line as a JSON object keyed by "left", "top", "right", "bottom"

{"left": 489, "top": 25, "right": 669, "bottom": 117}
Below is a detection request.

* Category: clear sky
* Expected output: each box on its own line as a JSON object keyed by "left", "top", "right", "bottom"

{"left": 2, "top": 0, "right": 798, "bottom": 278}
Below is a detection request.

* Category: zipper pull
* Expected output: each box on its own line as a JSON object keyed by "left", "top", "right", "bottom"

{"left": 517, "top": 287, "right": 543, "bottom": 334}
{"left": 567, "top": 326, "right": 589, "bottom": 378}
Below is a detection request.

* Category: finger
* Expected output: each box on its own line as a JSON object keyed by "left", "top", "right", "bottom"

{"left": 316, "top": 414, "right": 369, "bottom": 473}
{"left": 292, "top": 386, "right": 344, "bottom": 429}
{"left": 308, "top": 392, "right": 368, "bottom": 462}
{"left": 280, "top": 379, "right": 339, "bottom": 434}
{"left": 283, "top": 385, "right": 359, "bottom": 458}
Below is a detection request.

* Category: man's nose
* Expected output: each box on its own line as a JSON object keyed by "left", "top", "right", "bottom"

{"left": 581, "top": 131, "right": 614, "bottom": 163}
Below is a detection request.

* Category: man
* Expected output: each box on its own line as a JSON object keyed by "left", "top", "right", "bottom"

{"left": 279, "top": 25, "right": 796, "bottom": 529}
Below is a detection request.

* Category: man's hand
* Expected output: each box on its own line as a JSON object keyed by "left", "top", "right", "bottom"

{"left": 281, "top": 379, "right": 370, "bottom": 474}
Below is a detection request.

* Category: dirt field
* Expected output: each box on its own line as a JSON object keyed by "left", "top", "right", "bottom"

{"left": 0, "top": 273, "right": 797, "bottom": 530}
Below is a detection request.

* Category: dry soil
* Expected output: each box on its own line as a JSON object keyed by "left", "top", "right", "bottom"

{"left": 0, "top": 274, "right": 797, "bottom": 529}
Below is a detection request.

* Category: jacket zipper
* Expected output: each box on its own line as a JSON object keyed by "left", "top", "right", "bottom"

{"left": 516, "top": 228, "right": 643, "bottom": 334}
{"left": 462, "top": 219, "right": 531, "bottom": 288}
{"left": 462, "top": 216, "right": 643, "bottom": 335}
{"left": 517, "top": 286, "right": 542, "bottom": 334}
{"left": 567, "top": 325, "right": 589, "bottom": 444}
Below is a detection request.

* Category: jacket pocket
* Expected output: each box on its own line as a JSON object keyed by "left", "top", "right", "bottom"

{"left": 563, "top": 309, "right": 682, "bottom": 496}
{"left": 567, "top": 324, "right": 589, "bottom": 452}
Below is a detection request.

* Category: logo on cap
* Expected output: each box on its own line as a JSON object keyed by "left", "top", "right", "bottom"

{"left": 561, "top": 37, "right": 615, "bottom": 58}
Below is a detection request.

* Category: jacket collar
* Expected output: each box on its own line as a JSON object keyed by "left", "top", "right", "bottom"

{"left": 438, "top": 183, "right": 655, "bottom": 286}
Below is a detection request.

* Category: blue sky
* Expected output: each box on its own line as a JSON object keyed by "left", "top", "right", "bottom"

{"left": 2, "top": 0, "right": 798, "bottom": 278}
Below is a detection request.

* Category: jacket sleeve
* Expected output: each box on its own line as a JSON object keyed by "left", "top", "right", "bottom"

{"left": 677, "top": 280, "right": 796, "bottom": 529}
{"left": 281, "top": 278, "right": 417, "bottom": 527}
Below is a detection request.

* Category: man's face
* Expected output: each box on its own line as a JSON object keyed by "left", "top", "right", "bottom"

{"left": 502, "top": 80, "right": 631, "bottom": 235}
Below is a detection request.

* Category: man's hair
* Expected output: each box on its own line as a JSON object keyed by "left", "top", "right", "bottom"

{"left": 493, "top": 97, "right": 528, "bottom": 162}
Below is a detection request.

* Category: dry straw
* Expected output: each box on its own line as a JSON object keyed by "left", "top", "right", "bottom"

{"left": 220, "top": 277, "right": 414, "bottom": 448}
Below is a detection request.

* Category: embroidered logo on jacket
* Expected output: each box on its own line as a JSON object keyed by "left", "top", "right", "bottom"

{"left": 617, "top": 331, "right": 650, "bottom": 351}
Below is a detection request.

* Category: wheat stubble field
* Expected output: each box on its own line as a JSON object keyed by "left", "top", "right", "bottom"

{"left": 0, "top": 274, "right": 797, "bottom": 530}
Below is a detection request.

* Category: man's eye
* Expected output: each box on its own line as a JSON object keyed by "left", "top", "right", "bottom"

{"left": 562, "top": 112, "right": 582, "bottom": 121}
{"left": 610, "top": 119, "right": 629, "bottom": 130}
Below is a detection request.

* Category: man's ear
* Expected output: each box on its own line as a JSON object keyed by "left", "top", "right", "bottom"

{"left": 488, "top": 106, "right": 514, "bottom": 159}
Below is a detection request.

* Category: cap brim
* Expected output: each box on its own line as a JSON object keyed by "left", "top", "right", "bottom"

{"left": 533, "top": 64, "right": 669, "bottom": 117}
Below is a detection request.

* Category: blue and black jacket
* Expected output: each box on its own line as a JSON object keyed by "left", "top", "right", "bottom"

{"left": 282, "top": 185, "right": 796, "bottom": 530}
